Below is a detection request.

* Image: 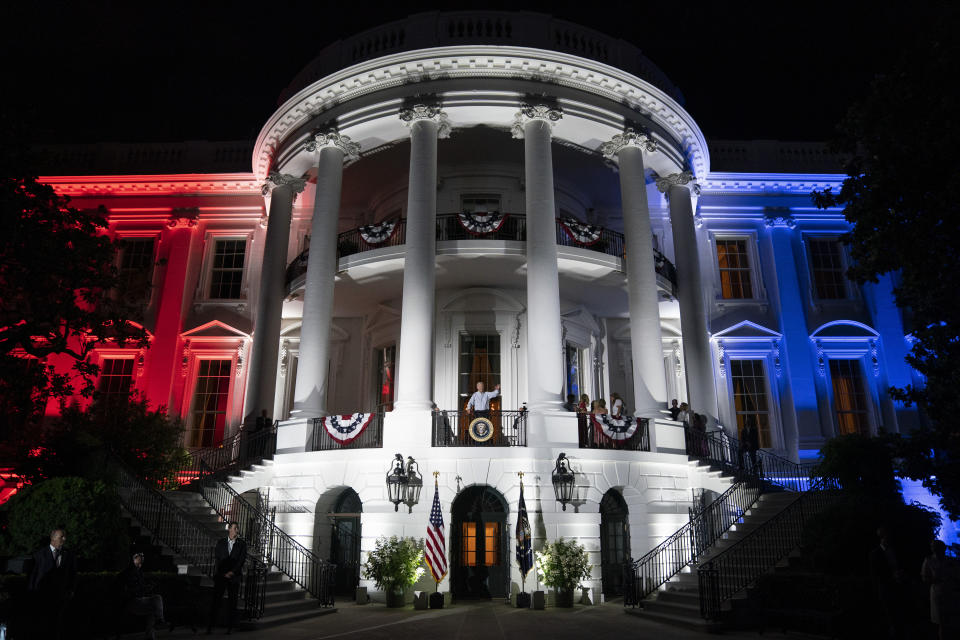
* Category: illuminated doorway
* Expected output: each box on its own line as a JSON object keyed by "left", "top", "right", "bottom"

{"left": 451, "top": 485, "right": 508, "bottom": 599}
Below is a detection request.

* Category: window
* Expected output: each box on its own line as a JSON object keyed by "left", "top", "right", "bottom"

{"left": 117, "top": 238, "right": 155, "bottom": 292}
{"left": 460, "top": 194, "right": 501, "bottom": 213}
{"left": 730, "top": 359, "right": 772, "bottom": 447}
{"left": 98, "top": 358, "right": 134, "bottom": 400}
{"left": 716, "top": 239, "right": 753, "bottom": 299}
{"left": 209, "top": 239, "right": 246, "bottom": 299}
{"left": 808, "top": 239, "right": 847, "bottom": 300}
{"left": 458, "top": 334, "right": 500, "bottom": 404}
{"left": 460, "top": 521, "right": 500, "bottom": 566}
{"left": 565, "top": 343, "right": 585, "bottom": 400}
{"left": 829, "top": 359, "right": 869, "bottom": 435}
{"left": 188, "top": 359, "right": 232, "bottom": 447}
{"left": 374, "top": 345, "right": 396, "bottom": 412}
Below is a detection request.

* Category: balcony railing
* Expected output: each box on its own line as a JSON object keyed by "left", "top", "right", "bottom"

{"left": 285, "top": 214, "right": 678, "bottom": 294}
{"left": 432, "top": 409, "right": 528, "bottom": 447}
{"left": 310, "top": 411, "right": 384, "bottom": 451}
{"left": 577, "top": 413, "right": 650, "bottom": 451}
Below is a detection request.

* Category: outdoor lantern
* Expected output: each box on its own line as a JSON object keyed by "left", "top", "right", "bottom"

{"left": 551, "top": 452, "right": 576, "bottom": 511}
{"left": 386, "top": 453, "right": 408, "bottom": 512}
{"left": 403, "top": 456, "right": 423, "bottom": 513}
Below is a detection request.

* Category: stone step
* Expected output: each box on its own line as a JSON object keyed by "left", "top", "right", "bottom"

{"left": 253, "top": 605, "right": 336, "bottom": 629}
{"left": 625, "top": 605, "right": 717, "bottom": 631}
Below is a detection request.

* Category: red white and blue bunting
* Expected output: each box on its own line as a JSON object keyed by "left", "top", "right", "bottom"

{"left": 560, "top": 218, "right": 603, "bottom": 246}
{"left": 592, "top": 413, "right": 639, "bottom": 441}
{"left": 358, "top": 219, "right": 398, "bottom": 245}
{"left": 457, "top": 211, "right": 508, "bottom": 235}
{"left": 322, "top": 413, "right": 375, "bottom": 444}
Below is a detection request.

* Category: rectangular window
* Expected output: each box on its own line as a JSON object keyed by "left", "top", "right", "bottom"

{"left": 716, "top": 239, "right": 753, "bottom": 299}
{"left": 730, "top": 359, "right": 772, "bottom": 447}
{"left": 484, "top": 522, "right": 500, "bottom": 566}
{"left": 830, "top": 359, "right": 869, "bottom": 435}
{"left": 460, "top": 194, "right": 501, "bottom": 213}
{"left": 188, "top": 359, "right": 232, "bottom": 447}
{"left": 809, "top": 239, "right": 847, "bottom": 300}
{"left": 374, "top": 345, "right": 396, "bottom": 412}
{"left": 458, "top": 334, "right": 501, "bottom": 405}
{"left": 209, "top": 239, "right": 246, "bottom": 299}
{"left": 118, "top": 238, "right": 155, "bottom": 289}
{"left": 462, "top": 522, "right": 477, "bottom": 566}
{"left": 98, "top": 358, "right": 134, "bottom": 400}
{"left": 565, "top": 343, "right": 585, "bottom": 401}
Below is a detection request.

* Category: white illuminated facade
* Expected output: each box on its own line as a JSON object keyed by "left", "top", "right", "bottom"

{"left": 39, "top": 12, "right": 920, "bottom": 601}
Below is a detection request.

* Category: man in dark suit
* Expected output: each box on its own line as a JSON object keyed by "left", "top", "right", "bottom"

{"left": 207, "top": 521, "right": 247, "bottom": 634}
{"left": 27, "top": 527, "right": 77, "bottom": 639}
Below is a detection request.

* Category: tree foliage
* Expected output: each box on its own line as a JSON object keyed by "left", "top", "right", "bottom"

{"left": 812, "top": 11, "right": 960, "bottom": 519}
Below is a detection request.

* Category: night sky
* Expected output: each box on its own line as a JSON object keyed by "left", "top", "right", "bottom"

{"left": 2, "top": 1, "right": 943, "bottom": 145}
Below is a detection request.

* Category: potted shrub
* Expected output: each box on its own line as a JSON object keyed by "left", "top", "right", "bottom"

{"left": 535, "top": 538, "right": 592, "bottom": 607}
{"left": 362, "top": 536, "right": 425, "bottom": 607}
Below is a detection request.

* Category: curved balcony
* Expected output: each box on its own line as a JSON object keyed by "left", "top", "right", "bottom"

{"left": 285, "top": 213, "right": 678, "bottom": 297}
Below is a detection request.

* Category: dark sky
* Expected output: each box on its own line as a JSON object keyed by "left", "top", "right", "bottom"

{"left": 2, "top": 1, "right": 943, "bottom": 145}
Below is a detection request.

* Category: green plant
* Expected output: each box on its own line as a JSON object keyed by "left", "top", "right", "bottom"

{"left": 362, "top": 535, "right": 425, "bottom": 592}
{"left": 535, "top": 537, "right": 592, "bottom": 592}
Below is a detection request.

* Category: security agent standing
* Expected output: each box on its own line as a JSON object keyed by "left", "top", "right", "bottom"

{"left": 27, "top": 527, "right": 77, "bottom": 640}
{"left": 207, "top": 521, "right": 247, "bottom": 634}
{"left": 466, "top": 381, "right": 501, "bottom": 418}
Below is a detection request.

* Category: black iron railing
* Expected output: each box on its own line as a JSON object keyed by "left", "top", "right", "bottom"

{"left": 576, "top": 413, "right": 650, "bottom": 451}
{"left": 556, "top": 219, "right": 626, "bottom": 259}
{"left": 113, "top": 459, "right": 268, "bottom": 619}
{"left": 310, "top": 411, "right": 384, "bottom": 451}
{"left": 436, "top": 212, "right": 527, "bottom": 241}
{"left": 163, "top": 425, "right": 277, "bottom": 491}
{"left": 684, "top": 427, "right": 814, "bottom": 492}
{"left": 431, "top": 410, "right": 528, "bottom": 447}
{"left": 624, "top": 478, "right": 762, "bottom": 607}
{"left": 697, "top": 477, "right": 840, "bottom": 620}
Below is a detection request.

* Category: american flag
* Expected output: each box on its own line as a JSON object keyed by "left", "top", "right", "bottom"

{"left": 425, "top": 478, "right": 447, "bottom": 583}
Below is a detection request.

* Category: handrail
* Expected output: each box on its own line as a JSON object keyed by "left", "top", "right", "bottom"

{"left": 191, "top": 456, "right": 336, "bottom": 606}
{"left": 576, "top": 413, "right": 650, "bottom": 451}
{"left": 112, "top": 458, "right": 268, "bottom": 619}
{"left": 624, "top": 478, "right": 762, "bottom": 607}
{"left": 684, "top": 427, "right": 814, "bottom": 492}
{"left": 431, "top": 409, "right": 528, "bottom": 447}
{"left": 697, "top": 477, "right": 840, "bottom": 620}
{"left": 165, "top": 425, "right": 278, "bottom": 491}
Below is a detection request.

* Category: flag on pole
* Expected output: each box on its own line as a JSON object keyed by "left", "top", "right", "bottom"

{"left": 516, "top": 479, "right": 533, "bottom": 580}
{"left": 425, "top": 477, "right": 447, "bottom": 583}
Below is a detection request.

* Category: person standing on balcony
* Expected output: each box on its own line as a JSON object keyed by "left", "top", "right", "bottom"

{"left": 466, "top": 381, "right": 500, "bottom": 419}
{"left": 207, "top": 522, "right": 247, "bottom": 635}
{"left": 610, "top": 392, "right": 624, "bottom": 419}
{"left": 669, "top": 398, "right": 682, "bottom": 421}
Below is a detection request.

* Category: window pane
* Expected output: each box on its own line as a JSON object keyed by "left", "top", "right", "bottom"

{"left": 716, "top": 239, "right": 752, "bottom": 299}
{"left": 809, "top": 239, "right": 847, "bottom": 299}
{"left": 374, "top": 345, "right": 396, "bottom": 411}
{"left": 484, "top": 522, "right": 500, "bottom": 566}
{"left": 209, "top": 239, "right": 246, "bottom": 299}
{"left": 188, "top": 359, "right": 232, "bottom": 447}
{"left": 98, "top": 357, "right": 134, "bottom": 400}
{"left": 457, "top": 334, "right": 501, "bottom": 405}
{"left": 730, "top": 359, "right": 772, "bottom": 447}
{"left": 462, "top": 522, "right": 476, "bottom": 566}
{"left": 830, "top": 359, "right": 869, "bottom": 435}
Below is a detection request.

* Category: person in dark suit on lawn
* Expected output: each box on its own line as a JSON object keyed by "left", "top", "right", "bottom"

{"left": 207, "top": 521, "right": 247, "bottom": 634}
{"left": 27, "top": 527, "right": 77, "bottom": 640}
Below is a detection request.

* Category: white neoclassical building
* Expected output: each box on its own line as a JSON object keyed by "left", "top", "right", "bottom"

{"left": 38, "top": 11, "right": 920, "bottom": 601}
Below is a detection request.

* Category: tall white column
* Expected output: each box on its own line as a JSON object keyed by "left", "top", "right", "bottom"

{"left": 513, "top": 104, "right": 565, "bottom": 412}
{"left": 393, "top": 105, "right": 450, "bottom": 412}
{"left": 244, "top": 172, "right": 305, "bottom": 427}
{"left": 293, "top": 131, "right": 360, "bottom": 417}
{"left": 600, "top": 130, "right": 667, "bottom": 417}
{"left": 657, "top": 172, "right": 719, "bottom": 421}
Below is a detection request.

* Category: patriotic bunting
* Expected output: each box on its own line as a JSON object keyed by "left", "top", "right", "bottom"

{"left": 425, "top": 476, "right": 448, "bottom": 583}
{"left": 457, "top": 211, "right": 508, "bottom": 235}
{"left": 560, "top": 218, "right": 604, "bottom": 245}
{"left": 321, "top": 413, "right": 375, "bottom": 444}
{"left": 358, "top": 219, "right": 398, "bottom": 244}
{"left": 592, "top": 413, "right": 639, "bottom": 442}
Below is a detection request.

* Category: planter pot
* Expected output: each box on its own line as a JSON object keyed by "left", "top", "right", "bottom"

{"left": 555, "top": 589, "right": 574, "bottom": 608}
{"left": 385, "top": 588, "right": 406, "bottom": 608}
{"left": 516, "top": 592, "right": 531, "bottom": 608}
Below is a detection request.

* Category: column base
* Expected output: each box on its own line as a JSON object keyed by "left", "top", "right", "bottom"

{"left": 382, "top": 409, "right": 433, "bottom": 449}
{"left": 276, "top": 417, "right": 311, "bottom": 454}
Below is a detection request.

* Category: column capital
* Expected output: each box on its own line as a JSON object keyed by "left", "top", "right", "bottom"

{"left": 261, "top": 171, "right": 307, "bottom": 197}
{"left": 304, "top": 130, "right": 361, "bottom": 161}
{"left": 599, "top": 128, "right": 658, "bottom": 159}
{"left": 399, "top": 104, "right": 451, "bottom": 139}
{"left": 511, "top": 103, "right": 563, "bottom": 139}
{"left": 763, "top": 208, "right": 797, "bottom": 229}
{"left": 654, "top": 170, "right": 700, "bottom": 196}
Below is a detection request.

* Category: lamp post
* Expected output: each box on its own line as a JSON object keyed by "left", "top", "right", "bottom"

{"left": 551, "top": 452, "right": 575, "bottom": 511}
{"left": 386, "top": 453, "right": 423, "bottom": 513}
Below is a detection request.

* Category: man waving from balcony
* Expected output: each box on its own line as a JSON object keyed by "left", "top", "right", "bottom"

{"left": 466, "top": 381, "right": 501, "bottom": 419}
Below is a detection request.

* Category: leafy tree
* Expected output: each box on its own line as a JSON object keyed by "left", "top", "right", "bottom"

{"left": 812, "top": 12, "right": 960, "bottom": 519}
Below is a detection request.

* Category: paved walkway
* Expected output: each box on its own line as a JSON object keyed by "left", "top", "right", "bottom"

{"left": 133, "top": 601, "right": 824, "bottom": 639}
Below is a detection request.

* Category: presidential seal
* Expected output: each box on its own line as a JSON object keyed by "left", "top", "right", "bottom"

{"left": 468, "top": 416, "right": 495, "bottom": 442}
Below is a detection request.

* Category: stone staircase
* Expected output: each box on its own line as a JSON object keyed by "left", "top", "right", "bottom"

{"left": 628, "top": 490, "right": 799, "bottom": 630}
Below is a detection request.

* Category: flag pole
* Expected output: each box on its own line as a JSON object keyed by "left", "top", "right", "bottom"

{"left": 433, "top": 470, "right": 440, "bottom": 594}
{"left": 518, "top": 471, "right": 525, "bottom": 595}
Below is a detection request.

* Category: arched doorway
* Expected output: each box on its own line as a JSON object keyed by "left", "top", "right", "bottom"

{"left": 330, "top": 488, "right": 362, "bottom": 596}
{"left": 451, "top": 485, "right": 508, "bottom": 599}
{"left": 599, "top": 489, "right": 630, "bottom": 597}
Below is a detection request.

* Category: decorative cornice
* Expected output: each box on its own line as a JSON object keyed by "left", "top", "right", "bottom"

{"left": 599, "top": 128, "right": 658, "bottom": 159}
{"left": 304, "top": 130, "right": 361, "bottom": 160}
{"left": 655, "top": 170, "right": 697, "bottom": 194}
{"left": 40, "top": 173, "right": 261, "bottom": 197}
{"left": 261, "top": 171, "right": 307, "bottom": 197}
{"left": 399, "top": 104, "right": 451, "bottom": 139}
{"left": 511, "top": 103, "right": 563, "bottom": 139}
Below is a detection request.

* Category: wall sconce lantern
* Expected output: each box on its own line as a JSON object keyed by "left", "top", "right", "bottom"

{"left": 551, "top": 452, "right": 576, "bottom": 511}
{"left": 386, "top": 453, "right": 423, "bottom": 513}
